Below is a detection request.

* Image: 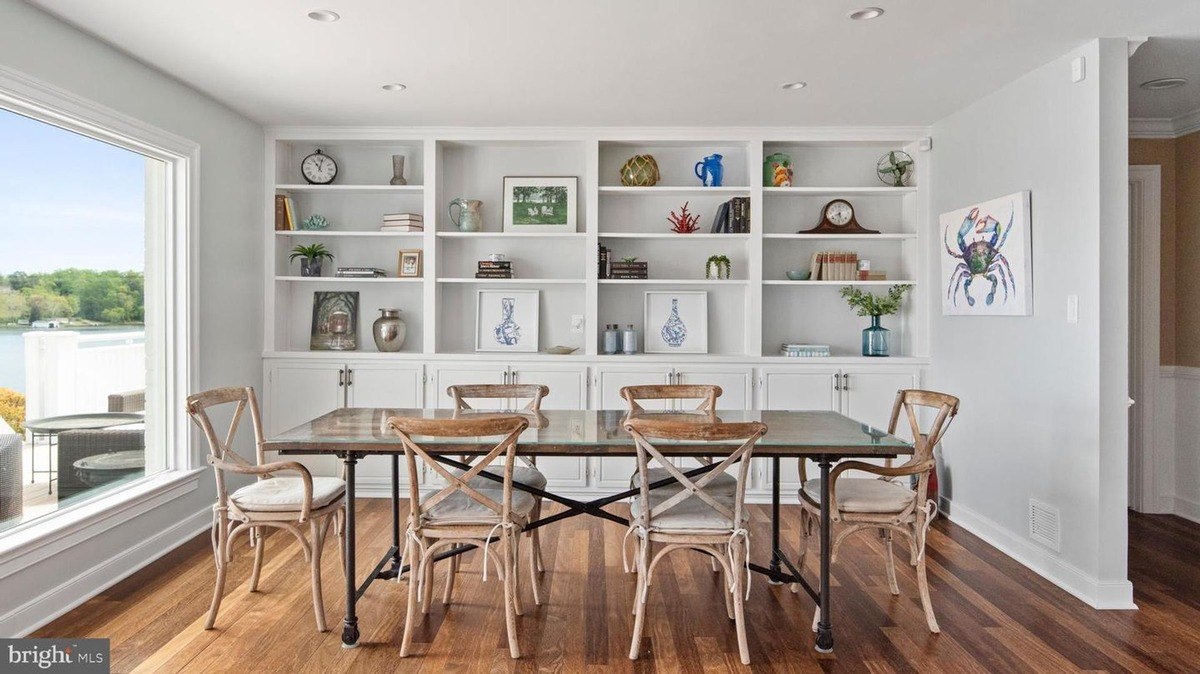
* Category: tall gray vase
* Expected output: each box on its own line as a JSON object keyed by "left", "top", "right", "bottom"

{"left": 390, "top": 155, "right": 408, "bottom": 186}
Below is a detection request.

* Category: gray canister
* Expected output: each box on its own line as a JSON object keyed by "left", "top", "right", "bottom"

{"left": 603, "top": 324, "right": 620, "bottom": 354}
{"left": 621, "top": 324, "right": 639, "bottom": 354}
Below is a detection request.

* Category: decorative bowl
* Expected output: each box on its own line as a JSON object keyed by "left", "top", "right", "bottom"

{"left": 786, "top": 270, "right": 811, "bottom": 281}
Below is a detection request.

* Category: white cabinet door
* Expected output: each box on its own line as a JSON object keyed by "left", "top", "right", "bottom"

{"left": 430, "top": 365, "right": 507, "bottom": 409}
{"left": 347, "top": 364, "right": 425, "bottom": 486}
{"left": 674, "top": 367, "right": 753, "bottom": 410}
{"left": 593, "top": 368, "right": 671, "bottom": 489}
{"left": 511, "top": 365, "right": 589, "bottom": 487}
{"left": 264, "top": 361, "right": 344, "bottom": 477}
{"left": 759, "top": 368, "right": 841, "bottom": 492}
{"left": 839, "top": 370, "right": 919, "bottom": 434}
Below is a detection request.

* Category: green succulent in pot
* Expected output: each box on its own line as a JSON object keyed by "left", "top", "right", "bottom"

{"left": 290, "top": 243, "right": 334, "bottom": 277}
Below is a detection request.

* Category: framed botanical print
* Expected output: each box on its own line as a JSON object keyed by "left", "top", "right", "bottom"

{"left": 502, "top": 176, "right": 578, "bottom": 233}
{"left": 644, "top": 291, "right": 708, "bottom": 354}
{"left": 476, "top": 289, "right": 539, "bottom": 352}
{"left": 398, "top": 249, "right": 423, "bottom": 277}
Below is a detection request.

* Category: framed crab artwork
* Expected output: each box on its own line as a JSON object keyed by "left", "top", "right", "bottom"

{"left": 939, "top": 191, "right": 1033, "bottom": 316}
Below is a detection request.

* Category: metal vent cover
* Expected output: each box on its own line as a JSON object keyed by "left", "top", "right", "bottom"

{"left": 1029, "top": 498, "right": 1061, "bottom": 552}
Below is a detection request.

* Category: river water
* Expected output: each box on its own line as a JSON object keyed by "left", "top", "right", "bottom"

{"left": 0, "top": 326, "right": 144, "bottom": 394}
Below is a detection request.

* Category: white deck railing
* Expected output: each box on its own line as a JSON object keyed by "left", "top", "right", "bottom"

{"left": 23, "top": 331, "right": 146, "bottom": 420}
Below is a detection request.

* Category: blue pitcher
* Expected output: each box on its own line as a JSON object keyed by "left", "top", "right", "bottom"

{"left": 695, "top": 153, "right": 724, "bottom": 187}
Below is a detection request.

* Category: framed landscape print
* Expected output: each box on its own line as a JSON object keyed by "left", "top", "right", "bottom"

{"left": 503, "top": 176, "right": 578, "bottom": 233}
{"left": 939, "top": 190, "right": 1033, "bottom": 316}
{"left": 644, "top": 291, "right": 708, "bottom": 354}
{"left": 398, "top": 249, "right": 423, "bottom": 277}
{"left": 311, "top": 291, "right": 359, "bottom": 350}
{"left": 476, "top": 289, "right": 539, "bottom": 352}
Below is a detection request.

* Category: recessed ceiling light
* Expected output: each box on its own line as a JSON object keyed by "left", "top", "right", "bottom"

{"left": 381, "top": 83, "right": 407, "bottom": 92}
{"left": 780, "top": 81, "right": 808, "bottom": 90}
{"left": 1140, "top": 77, "right": 1187, "bottom": 90}
{"left": 307, "top": 9, "right": 340, "bottom": 22}
{"left": 848, "top": 7, "right": 885, "bottom": 20}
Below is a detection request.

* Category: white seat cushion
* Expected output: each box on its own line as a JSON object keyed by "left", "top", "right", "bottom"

{"left": 421, "top": 489, "right": 537, "bottom": 525}
{"left": 630, "top": 486, "right": 748, "bottom": 533}
{"left": 801, "top": 478, "right": 915, "bottom": 514}
{"left": 455, "top": 465, "right": 548, "bottom": 491}
{"left": 230, "top": 476, "right": 345, "bottom": 512}
{"left": 631, "top": 467, "right": 738, "bottom": 496}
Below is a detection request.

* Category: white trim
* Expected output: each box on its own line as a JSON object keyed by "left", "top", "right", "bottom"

{"left": 940, "top": 497, "right": 1136, "bottom": 610}
{"left": 267, "top": 125, "right": 931, "bottom": 143}
{"left": 1, "top": 506, "right": 211, "bottom": 637}
{"left": 1174, "top": 495, "right": 1200, "bottom": 525}
{"left": 1130, "top": 109, "right": 1200, "bottom": 139}
{"left": 1161, "top": 365, "right": 1200, "bottom": 381}
{"left": 1129, "top": 165, "right": 1162, "bottom": 513}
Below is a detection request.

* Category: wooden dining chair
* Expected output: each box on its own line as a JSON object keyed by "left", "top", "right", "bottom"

{"left": 386, "top": 414, "right": 537, "bottom": 659}
{"left": 792, "top": 389, "right": 959, "bottom": 633}
{"left": 445, "top": 384, "right": 549, "bottom": 594}
{"left": 624, "top": 414, "right": 767, "bottom": 665}
{"left": 186, "top": 386, "right": 346, "bottom": 633}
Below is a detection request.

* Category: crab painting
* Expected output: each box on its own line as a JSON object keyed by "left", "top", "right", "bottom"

{"left": 944, "top": 205, "right": 1015, "bottom": 307}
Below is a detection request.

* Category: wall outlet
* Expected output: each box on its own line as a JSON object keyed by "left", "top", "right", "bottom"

{"left": 1066, "top": 295, "right": 1078, "bottom": 323}
{"left": 570, "top": 314, "right": 585, "bottom": 333}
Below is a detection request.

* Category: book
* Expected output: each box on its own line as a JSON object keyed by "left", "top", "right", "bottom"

{"left": 383, "top": 212, "right": 422, "bottom": 221}
{"left": 380, "top": 224, "right": 423, "bottom": 232}
{"left": 274, "top": 194, "right": 288, "bottom": 231}
{"left": 283, "top": 196, "right": 297, "bottom": 231}
{"left": 477, "top": 261, "right": 512, "bottom": 270}
{"left": 475, "top": 271, "right": 514, "bottom": 279}
{"left": 780, "top": 343, "right": 831, "bottom": 358}
{"left": 598, "top": 245, "right": 610, "bottom": 279}
{"left": 710, "top": 200, "right": 731, "bottom": 233}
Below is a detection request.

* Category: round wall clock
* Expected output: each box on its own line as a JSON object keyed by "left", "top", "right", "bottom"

{"left": 301, "top": 149, "right": 338, "bottom": 185}
{"left": 798, "top": 198, "right": 879, "bottom": 234}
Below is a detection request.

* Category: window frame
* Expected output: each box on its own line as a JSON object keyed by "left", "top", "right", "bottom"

{"left": 0, "top": 64, "right": 199, "bottom": 548}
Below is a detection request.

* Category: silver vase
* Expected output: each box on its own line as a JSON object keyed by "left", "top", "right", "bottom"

{"left": 372, "top": 309, "right": 407, "bottom": 352}
{"left": 390, "top": 155, "right": 408, "bottom": 186}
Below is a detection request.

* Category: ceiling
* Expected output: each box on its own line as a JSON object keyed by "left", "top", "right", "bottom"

{"left": 27, "top": 0, "right": 1200, "bottom": 128}
{"left": 1129, "top": 37, "right": 1200, "bottom": 120}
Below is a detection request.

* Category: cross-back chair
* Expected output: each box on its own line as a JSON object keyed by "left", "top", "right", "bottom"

{"left": 186, "top": 386, "right": 346, "bottom": 633}
{"left": 624, "top": 414, "right": 767, "bottom": 665}
{"left": 386, "top": 414, "right": 537, "bottom": 659}
{"left": 793, "top": 389, "right": 959, "bottom": 633}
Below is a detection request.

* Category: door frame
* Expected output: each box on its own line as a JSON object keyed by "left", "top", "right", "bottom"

{"left": 1129, "top": 165, "right": 1163, "bottom": 512}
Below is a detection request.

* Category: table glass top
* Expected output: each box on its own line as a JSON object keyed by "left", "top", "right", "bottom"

{"left": 24, "top": 413, "right": 145, "bottom": 433}
{"left": 265, "top": 408, "right": 910, "bottom": 455}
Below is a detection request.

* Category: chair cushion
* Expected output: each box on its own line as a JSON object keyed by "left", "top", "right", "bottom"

{"left": 421, "top": 489, "right": 537, "bottom": 525}
{"left": 801, "top": 478, "right": 915, "bottom": 514}
{"left": 630, "top": 486, "right": 748, "bottom": 533}
{"left": 230, "top": 476, "right": 345, "bottom": 512}
{"left": 632, "top": 467, "right": 738, "bottom": 496}
{"left": 455, "top": 465, "right": 548, "bottom": 491}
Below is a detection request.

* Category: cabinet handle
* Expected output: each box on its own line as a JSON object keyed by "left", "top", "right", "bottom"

{"left": 833, "top": 373, "right": 841, "bottom": 392}
{"left": 346, "top": 368, "right": 353, "bottom": 386}
{"left": 338, "top": 369, "right": 345, "bottom": 387}
{"left": 842, "top": 373, "right": 849, "bottom": 390}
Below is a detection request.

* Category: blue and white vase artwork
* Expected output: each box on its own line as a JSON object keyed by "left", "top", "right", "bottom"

{"left": 494, "top": 297, "right": 522, "bottom": 346}
{"left": 660, "top": 298, "right": 688, "bottom": 348}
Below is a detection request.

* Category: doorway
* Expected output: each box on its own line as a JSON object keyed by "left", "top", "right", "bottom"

{"left": 1129, "top": 165, "right": 1162, "bottom": 513}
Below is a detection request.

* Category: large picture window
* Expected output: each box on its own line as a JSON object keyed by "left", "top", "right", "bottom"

{"left": 0, "top": 78, "right": 193, "bottom": 536}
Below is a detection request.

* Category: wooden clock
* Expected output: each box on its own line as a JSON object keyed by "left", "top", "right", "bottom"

{"left": 797, "top": 199, "right": 879, "bottom": 235}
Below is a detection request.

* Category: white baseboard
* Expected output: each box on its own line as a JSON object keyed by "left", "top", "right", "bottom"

{"left": 1174, "top": 495, "right": 1200, "bottom": 524}
{"left": 0, "top": 507, "right": 212, "bottom": 637}
{"left": 940, "top": 497, "right": 1135, "bottom": 610}
{"left": 1162, "top": 366, "right": 1200, "bottom": 521}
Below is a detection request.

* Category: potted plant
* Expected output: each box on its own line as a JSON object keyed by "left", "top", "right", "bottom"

{"left": 290, "top": 243, "right": 334, "bottom": 277}
{"left": 839, "top": 284, "right": 912, "bottom": 357}
{"left": 705, "top": 254, "right": 731, "bottom": 280}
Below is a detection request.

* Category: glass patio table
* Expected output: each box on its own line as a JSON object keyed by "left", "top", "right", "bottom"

{"left": 265, "top": 408, "right": 912, "bottom": 653}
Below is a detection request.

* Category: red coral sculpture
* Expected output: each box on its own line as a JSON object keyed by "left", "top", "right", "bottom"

{"left": 668, "top": 201, "right": 701, "bottom": 234}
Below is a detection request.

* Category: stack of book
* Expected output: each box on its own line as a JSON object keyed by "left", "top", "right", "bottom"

{"left": 381, "top": 213, "right": 423, "bottom": 232}
{"left": 709, "top": 196, "right": 751, "bottom": 234}
{"left": 609, "top": 260, "right": 648, "bottom": 280}
{"left": 476, "top": 259, "right": 513, "bottom": 279}
{"left": 808, "top": 251, "right": 861, "bottom": 281}
{"left": 274, "top": 194, "right": 298, "bottom": 231}
{"left": 598, "top": 245, "right": 611, "bottom": 279}
{"left": 780, "top": 343, "right": 831, "bottom": 358}
{"left": 335, "top": 267, "right": 386, "bottom": 278}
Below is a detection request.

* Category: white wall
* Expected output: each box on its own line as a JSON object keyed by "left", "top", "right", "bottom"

{"left": 0, "top": 2, "right": 263, "bottom": 634}
{"left": 927, "top": 39, "right": 1133, "bottom": 608}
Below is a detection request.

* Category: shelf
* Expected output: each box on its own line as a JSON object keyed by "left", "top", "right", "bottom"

{"left": 762, "top": 232, "right": 916, "bottom": 240}
{"left": 435, "top": 232, "right": 585, "bottom": 239}
{"left": 763, "top": 186, "right": 917, "bottom": 197}
{"left": 275, "top": 230, "right": 424, "bottom": 238}
{"left": 599, "top": 232, "right": 751, "bottom": 240}
{"left": 275, "top": 276, "right": 423, "bottom": 283}
{"left": 262, "top": 350, "right": 932, "bottom": 366}
{"left": 598, "top": 186, "right": 751, "bottom": 196}
{"left": 763, "top": 279, "right": 917, "bottom": 286}
{"left": 276, "top": 184, "right": 424, "bottom": 193}
{"left": 437, "top": 278, "right": 585, "bottom": 284}
{"left": 599, "top": 279, "right": 750, "bottom": 285}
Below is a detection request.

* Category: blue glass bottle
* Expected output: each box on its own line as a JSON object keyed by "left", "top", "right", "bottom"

{"left": 862, "top": 315, "right": 890, "bottom": 357}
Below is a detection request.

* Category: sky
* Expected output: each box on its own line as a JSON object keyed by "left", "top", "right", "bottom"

{"left": 0, "top": 107, "right": 147, "bottom": 274}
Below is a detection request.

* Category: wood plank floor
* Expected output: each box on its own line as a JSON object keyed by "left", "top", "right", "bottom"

{"left": 34, "top": 503, "right": 1200, "bottom": 673}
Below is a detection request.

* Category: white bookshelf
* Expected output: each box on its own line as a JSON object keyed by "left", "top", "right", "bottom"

{"left": 264, "top": 131, "right": 928, "bottom": 360}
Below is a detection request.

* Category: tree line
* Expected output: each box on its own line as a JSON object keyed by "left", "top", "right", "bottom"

{"left": 0, "top": 269, "right": 144, "bottom": 324}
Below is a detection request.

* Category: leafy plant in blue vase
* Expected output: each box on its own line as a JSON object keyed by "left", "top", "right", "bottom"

{"left": 840, "top": 284, "right": 912, "bottom": 357}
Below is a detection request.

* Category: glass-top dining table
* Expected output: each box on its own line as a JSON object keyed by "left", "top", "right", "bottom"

{"left": 264, "top": 408, "right": 912, "bottom": 653}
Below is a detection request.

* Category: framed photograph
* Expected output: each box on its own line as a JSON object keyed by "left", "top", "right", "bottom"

{"left": 310, "top": 291, "right": 359, "bottom": 350}
{"left": 398, "top": 249, "right": 423, "bottom": 277}
{"left": 939, "top": 190, "right": 1033, "bottom": 316}
{"left": 503, "top": 176, "right": 578, "bottom": 233}
{"left": 644, "top": 291, "right": 708, "bottom": 354}
{"left": 476, "top": 289, "right": 539, "bottom": 352}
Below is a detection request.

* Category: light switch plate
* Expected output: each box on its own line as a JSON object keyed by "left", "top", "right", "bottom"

{"left": 1071, "top": 56, "right": 1086, "bottom": 83}
{"left": 570, "top": 314, "right": 585, "bottom": 333}
{"left": 1066, "top": 295, "right": 1079, "bottom": 323}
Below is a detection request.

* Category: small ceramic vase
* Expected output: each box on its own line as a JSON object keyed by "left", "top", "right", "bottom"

{"left": 390, "top": 155, "right": 408, "bottom": 186}
{"left": 449, "top": 198, "right": 483, "bottom": 232}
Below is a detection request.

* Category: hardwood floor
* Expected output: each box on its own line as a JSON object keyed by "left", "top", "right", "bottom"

{"left": 34, "top": 503, "right": 1200, "bottom": 673}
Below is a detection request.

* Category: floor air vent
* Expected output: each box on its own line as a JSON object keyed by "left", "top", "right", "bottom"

{"left": 1029, "top": 499, "right": 1061, "bottom": 551}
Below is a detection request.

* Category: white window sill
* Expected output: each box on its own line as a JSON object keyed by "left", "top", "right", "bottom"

{"left": 0, "top": 468, "right": 205, "bottom": 579}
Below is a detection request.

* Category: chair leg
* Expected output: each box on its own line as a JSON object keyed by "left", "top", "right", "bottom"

{"left": 399, "top": 538, "right": 420, "bottom": 657}
{"left": 532, "top": 528, "right": 545, "bottom": 574}
{"left": 629, "top": 540, "right": 649, "bottom": 660}
{"left": 204, "top": 516, "right": 228, "bottom": 630}
{"left": 527, "top": 534, "right": 542, "bottom": 606}
{"left": 884, "top": 531, "right": 900, "bottom": 596}
{"left": 249, "top": 526, "right": 265, "bottom": 593}
{"left": 916, "top": 554, "right": 940, "bottom": 633}
{"left": 309, "top": 518, "right": 328, "bottom": 632}
{"left": 719, "top": 558, "right": 734, "bottom": 620}
{"left": 336, "top": 508, "right": 347, "bottom": 583}
{"left": 421, "top": 542, "right": 435, "bottom": 614}
{"left": 502, "top": 533, "right": 521, "bottom": 659}
{"left": 442, "top": 543, "right": 457, "bottom": 606}
{"left": 731, "top": 544, "right": 750, "bottom": 666}
{"left": 791, "top": 508, "right": 812, "bottom": 594}
{"left": 512, "top": 535, "right": 524, "bottom": 617}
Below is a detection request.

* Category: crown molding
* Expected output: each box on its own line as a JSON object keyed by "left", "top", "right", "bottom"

{"left": 1130, "top": 108, "right": 1200, "bottom": 139}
